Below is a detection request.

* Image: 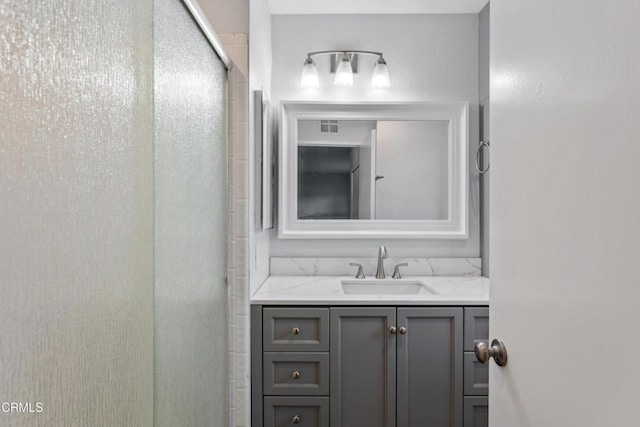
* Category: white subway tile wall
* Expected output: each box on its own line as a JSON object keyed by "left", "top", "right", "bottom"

{"left": 219, "top": 33, "right": 251, "bottom": 427}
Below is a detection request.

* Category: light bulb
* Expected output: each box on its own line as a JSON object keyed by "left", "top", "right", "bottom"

{"left": 371, "top": 56, "right": 390, "bottom": 88}
{"left": 334, "top": 55, "right": 354, "bottom": 87}
{"left": 301, "top": 57, "right": 319, "bottom": 88}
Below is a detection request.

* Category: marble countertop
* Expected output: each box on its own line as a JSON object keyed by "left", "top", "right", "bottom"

{"left": 251, "top": 275, "right": 489, "bottom": 306}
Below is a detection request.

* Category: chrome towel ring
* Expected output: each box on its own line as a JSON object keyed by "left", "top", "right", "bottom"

{"left": 475, "top": 140, "right": 490, "bottom": 174}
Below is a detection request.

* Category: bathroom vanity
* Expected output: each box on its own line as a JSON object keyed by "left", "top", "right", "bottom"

{"left": 252, "top": 98, "right": 487, "bottom": 426}
{"left": 250, "top": 276, "right": 489, "bottom": 427}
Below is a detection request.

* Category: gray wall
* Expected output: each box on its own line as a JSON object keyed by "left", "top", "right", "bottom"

{"left": 270, "top": 14, "right": 481, "bottom": 258}
{"left": 479, "top": 4, "right": 490, "bottom": 102}
{"left": 200, "top": 0, "right": 249, "bottom": 33}
{"left": 479, "top": 3, "right": 490, "bottom": 276}
{"left": 249, "top": 0, "right": 272, "bottom": 295}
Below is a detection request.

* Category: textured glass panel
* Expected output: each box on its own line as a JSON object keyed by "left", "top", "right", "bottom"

{"left": 0, "top": 0, "right": 154, "bottom": 425}
{"left": 153, "top": 1, "right": 228, "bottom": 426}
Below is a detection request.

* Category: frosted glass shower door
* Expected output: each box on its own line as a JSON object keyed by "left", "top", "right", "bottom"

{"left": 154, "top": 0, "right": 228, "bottom": 425}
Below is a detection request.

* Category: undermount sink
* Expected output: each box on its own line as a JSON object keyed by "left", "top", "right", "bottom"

{"left": 341, "top": 279, "right": 438, "bottom": 295}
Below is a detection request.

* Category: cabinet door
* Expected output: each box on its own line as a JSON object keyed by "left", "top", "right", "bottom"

{"left": 397, "top": 307, "right": 463, "bottom": 427}
{"left": 463, "top": 397, "right": 488, "bottom": 427}
{"left": 330, "top": 307, "right": 396, "bottom": 427}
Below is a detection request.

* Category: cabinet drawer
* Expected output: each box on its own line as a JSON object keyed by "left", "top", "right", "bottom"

{"left": 264, "top": 353, "right": 329, "bottom": 396}
{"left": 464, "top": 352, "right": 488, "bottom": 396}
{"left": 463, "top": 396, "right": 488, "bottom": 427}
{"left": 464, "top": 307, "right": 489, "bottom": 351}
{"left": 264, "top": 397, "right": 329, "bottom": 427}
{"left": 263, "top": 308, "right": 329, "bottom": 352}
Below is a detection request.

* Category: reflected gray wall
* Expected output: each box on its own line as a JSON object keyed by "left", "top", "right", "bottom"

{"left": 0, "top": 0, "right": 154, "bottom": 424}
{"left": 154, "top": 0, "right": 228, "bottom": 425}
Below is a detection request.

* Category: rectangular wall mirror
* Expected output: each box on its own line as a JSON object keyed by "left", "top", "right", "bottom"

{"left": 279, "top": 102, "right": 469, "bottom": 239}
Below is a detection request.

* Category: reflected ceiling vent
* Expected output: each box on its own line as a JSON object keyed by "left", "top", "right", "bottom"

{"left": 320, "top": 120, "right": 339, "bottom": 134}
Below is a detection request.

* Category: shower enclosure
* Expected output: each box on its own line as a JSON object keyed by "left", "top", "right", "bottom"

{"left": 0, "top": 0, "right": 229, "bottom": 425}
{"left": 154, "top": 0, "right": 229, "bottom": 425}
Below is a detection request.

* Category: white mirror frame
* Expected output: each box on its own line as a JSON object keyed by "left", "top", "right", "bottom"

{"left": 279, "top": 101, "right": 469, "bottom": 239}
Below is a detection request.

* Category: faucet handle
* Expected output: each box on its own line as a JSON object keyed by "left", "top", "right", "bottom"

{"left": 349, "top": 263, "right": 366, "bottom": 279}
{"left": 391, "top": 263, "right": 409, "bottom": 279}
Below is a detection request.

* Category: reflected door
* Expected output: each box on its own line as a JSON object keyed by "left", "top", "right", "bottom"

{"left": 375, "top": 121, "right": 449, "bottom": 220}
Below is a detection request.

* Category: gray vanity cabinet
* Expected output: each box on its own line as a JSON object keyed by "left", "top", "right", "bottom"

{"left": 252, "top": 305, "right": 488, "bottom": 427}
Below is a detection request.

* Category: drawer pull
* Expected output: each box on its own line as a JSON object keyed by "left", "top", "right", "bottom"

{"left": 292, "top": 327, "right": 301, "bottom": 335}
{"left": 292, "top": 415, "right": 301, "bottom": 424}
{"left": 291, "top": 370, "right": 301, "bottom": 380}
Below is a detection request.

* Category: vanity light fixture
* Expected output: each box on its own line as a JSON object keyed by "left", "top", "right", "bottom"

{"left": 334, "top": 54, "right": 354, "bottom": 87}
{"left": 371, "top": 56, "right": 391, "bottom": 88}
{"left": 300, "top": 50, "right": 390, "bottom": 89}
{"left": 300, "top": 57, "right": 320, "bottom": 88}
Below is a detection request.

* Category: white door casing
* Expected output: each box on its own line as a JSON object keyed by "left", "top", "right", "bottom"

{"left": 491, "top": 1, "right": 640, "bottom": 426}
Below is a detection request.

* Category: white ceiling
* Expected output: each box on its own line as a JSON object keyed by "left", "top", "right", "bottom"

{"left": 268, "top": 0, "right": 489, "bottom": 15}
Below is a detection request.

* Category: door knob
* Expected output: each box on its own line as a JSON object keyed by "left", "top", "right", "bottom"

{"left": 398, "top": 326, "right": 407, "bottom": 335}
{"left": 474, "top": 339, "right": 508, "bottom": 367}
{"left": 388, "top": 326, "right": 397, "bottom": 334}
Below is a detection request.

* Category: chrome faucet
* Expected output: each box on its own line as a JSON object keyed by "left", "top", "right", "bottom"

{"left": 375, "top": 245, "right": 388, "bottom": 279}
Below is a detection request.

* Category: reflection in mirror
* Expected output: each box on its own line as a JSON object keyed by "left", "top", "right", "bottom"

{"left": 279, "top": 101, "right": 468, "bottom": 239}
{"left": 297, "top": 119, "right": 449, "bottom": 221}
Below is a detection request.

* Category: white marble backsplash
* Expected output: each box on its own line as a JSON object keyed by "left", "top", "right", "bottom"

{"left": 270, "top": 257, "right": 482, "bottom": 277}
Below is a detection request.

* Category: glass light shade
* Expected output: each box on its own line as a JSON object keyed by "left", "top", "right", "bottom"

{"left": 334, "top": 56, "right": 354, "bottom": 87}
{"left": 371, "top": 57, "right": 390, "bottom": 88}
{"left": 301, "top": 58, "right": 319, "bottom": 88}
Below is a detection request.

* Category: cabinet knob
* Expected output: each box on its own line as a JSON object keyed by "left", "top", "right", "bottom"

{"left": 291, "top": 371, "right": 301, "bottom": 380}
{"left": 291, "top": 327, "right": 300, "bottom": 335}
{"left": 474, "top": 339, "right": 508, "bottom": 367}
{"left": 398, "top": 326, "right": 407, "bottom": 335}
{"left": 292, "top": 415, "right": 301, "bottom": 424}
{"left": 388, "top": 326, "right": 397, "bottom": 334}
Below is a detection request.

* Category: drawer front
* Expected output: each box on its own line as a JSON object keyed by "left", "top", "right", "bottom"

{"left": 463, "top": 353, "right": 488, "bottom": 396}
{"left": 463, "top": 396, "right": 488, "bottom": 427}
{"left": 264, "top": 397, "right": 329, "bottom": 427}
{"left": 264, "top": 353, "right": 329, "bottom": 396}
{"left": 263, "top": 308, "right": 329, "bottom": 352}
{"left": 464, "top": 307, "right": 489, "bottom": 351}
